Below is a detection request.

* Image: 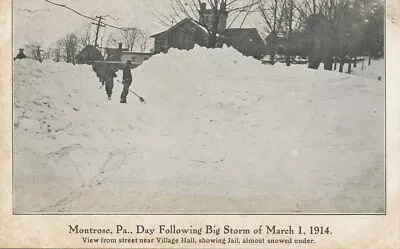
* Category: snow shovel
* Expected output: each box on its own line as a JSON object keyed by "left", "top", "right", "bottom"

{"left": 117, "top": 80, "right": 146, "bottom": 104}
{"left": 129, "top": 89, "right": 146, "bottom": 104}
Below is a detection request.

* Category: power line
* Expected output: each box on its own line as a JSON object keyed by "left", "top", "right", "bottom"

{"left": 44, "top": 0, "right": 131, "bottom": 31}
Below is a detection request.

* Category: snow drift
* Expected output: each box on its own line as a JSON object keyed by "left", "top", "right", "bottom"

{"left": 13, "top": 45, "right": 385, "bottom": 213}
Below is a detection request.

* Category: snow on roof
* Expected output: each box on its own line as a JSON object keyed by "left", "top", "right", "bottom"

{"left": 150, "top": 18, "right": 209, "bottom": 38}
{"left": 188, "top": 19, "right": 209, "bottom": 33}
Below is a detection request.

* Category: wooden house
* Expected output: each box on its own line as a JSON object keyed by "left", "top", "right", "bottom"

{"left": 120, "top": 51, "right": 153, "bottom": 64}
{"left": 104, "top": 43, "right": 125, "bottom": 61}
{"left": 150, "top": 18, "right": 209, "bottom": 53}
{"left": 98, "top": 43, "right": 153, "bottom": 70}
{"left": 75, "top": 45, "right": 104, "bottom": 64}
{"left": 150, "top": 2, "right": 266, "bottom": 59}
{"left": 222, "top": 28, "right": 266, "bottom": 59}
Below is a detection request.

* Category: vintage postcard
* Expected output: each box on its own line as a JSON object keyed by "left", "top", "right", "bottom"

{"left": 0, "top": 0, "right": 399, "bottom": 247}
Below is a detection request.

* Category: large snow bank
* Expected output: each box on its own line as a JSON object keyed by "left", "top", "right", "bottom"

{"left": 13, "top": 46, "right": 384, "bottom": 213}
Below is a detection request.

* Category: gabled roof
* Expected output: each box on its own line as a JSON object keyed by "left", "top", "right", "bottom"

{"left": 150, "top": 18, "right": 209, "bottom": 38}
{"left": 76, "top": 45, "right": 96, "bottom": 56}
{"left": 223, "top": 28, "right": 265, "bottom": 44}
{"left": 188, "top": 19, "right": 209, "bottom": 33}
{"left": 76, "top": 45, "right": 103, "bottom": 61}
{"left": 150, "top": 18, "right": 265, "bottom": 47}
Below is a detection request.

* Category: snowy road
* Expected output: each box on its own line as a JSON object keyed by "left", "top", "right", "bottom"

{"left": 13, "top": 47, "right": 385, "bottom": 213}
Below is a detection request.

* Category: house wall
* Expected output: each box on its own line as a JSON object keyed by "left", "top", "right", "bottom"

{"left": 120, "top": 53, "right": 153, "bottom": 64}
{"left": 154, "top": 34, "right": 169, "bottom": 53}
{"left": 105, "top": 48, "right": 122, "bottom": 61}
{"left": 224, "top": 32, "right": 266, "bottom": 59}
{"left": 76, "top": 46, "right": 104, "bottom": 64}
{"left": 194, "top": 28, "right": 209, "bottom": 47}
{"left": 265, "top": 32, "right": 309, "bottom": 58}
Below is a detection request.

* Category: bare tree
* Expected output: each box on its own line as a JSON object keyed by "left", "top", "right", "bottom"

{"left": 156, "top": 0, "right": 261, "bottom": 48}
{"left": 25, "top": 41, "right": 44, "bottom": 62}
{"left": 106, "top": 33, "right": 118, "bottom": 49}
{"left": 50, "top": 40, "right": 63, "bottom": 62}
{"left": 58, "top": 33, "right": 80, "bottom": 63}
{"left": 361, "top": 0, "right": 384, "bottom": 65}
{"left": 317, "top": 0, "right": 339, "bottom": 70}
{"left": 121, "top": 28, "right": 140, "bottom": 51}
{"left": 297, "top": 0, "right": 377, "bottom": 71}
{"left": 138, "top": 31, "right": 150, "bottom": 52}
{"left": 282, "top": 0, "right": 295, "bottom": 66}
{"left": 80, "top": 22, "right": 93, "bottom": 47}
{"left": 53, "top": 47, "right": 61, "bottom": 62}
{"left": 258, "top": 0, "right": 285, "bottom": 64}
{"left": 42, "top": 48, "right": 51, "bottom": 60}
{"left": 99, "top": 29, "right": 118, "bottom": 50}
{"left": 294, "top": 0, "right": 330, "bottom": 69}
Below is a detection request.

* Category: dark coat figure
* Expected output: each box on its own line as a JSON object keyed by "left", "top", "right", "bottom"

{"left": 103, "top": 64, "right": 117, "bottom": 100}
{"left": 14, "top": 49, "right": 27, "bottom": 60}
{"left": 120, "top": 60, "right": 132, "bottom": 103}
{"left": 92, "top": 64, "right": 104, "bottom": 83}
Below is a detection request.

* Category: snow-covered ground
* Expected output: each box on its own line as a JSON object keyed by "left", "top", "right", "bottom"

{"left": 274, "top": 58, "right": 385, "bottom": 81}
{"left": 351, "top": 59, "right": 385, "bottom": 81}
{"left": 13, "top": 46, "right": 384, "bottom": 214}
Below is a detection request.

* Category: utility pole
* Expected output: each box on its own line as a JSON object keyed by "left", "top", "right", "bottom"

{"left": 93, "top": 16, "right": 106, "bottom": 47}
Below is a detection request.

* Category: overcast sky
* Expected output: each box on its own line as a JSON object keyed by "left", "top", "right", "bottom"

{"left": 13, "top": 0, "right": 263, "bottom": 50}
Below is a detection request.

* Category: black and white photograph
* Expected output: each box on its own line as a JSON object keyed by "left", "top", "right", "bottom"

{"left": 12, "top": 0, "right": 385, "bottom": 214}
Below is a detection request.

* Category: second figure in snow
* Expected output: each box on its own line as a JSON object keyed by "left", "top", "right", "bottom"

{"left": 104, "top": 64, "right": 117, "bottom": 100}
{"left": 120, "top": 60, "right": 132, "bottom": 103}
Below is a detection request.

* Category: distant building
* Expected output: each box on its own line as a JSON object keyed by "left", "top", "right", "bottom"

{"left": 150, "top": 2, "right": 266, "bottom": 59}
{"left": 75, "top": 45, "right": 104, "bottom": 64}
{"left": 104, "top": 43, "right": 153, "bottom": 64}
{"left": 89, "top": 43, "right": 153, "bottom": 71}
{"left": 121, "top": 51, "right": 153, "bottom": 64}
{"left": 222, "top": 28, "right": 266, "bottom": 59}
{"left": 150, "top": 18, "right": 209, "bottom": 54}
{"left": 104, "top": 43, "right": 125, "bottom": 61}
{"left": 264, "top": 31, "right": 308, "bottom": 62}
{"left": 264, "top": 32, "right": 287, "bottom": 55}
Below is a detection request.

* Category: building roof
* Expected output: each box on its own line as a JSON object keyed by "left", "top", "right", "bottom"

{"left": 223, "top": 28, "right": 265, "bottom": 45}
{"left": 150, "top": 17, "right": 265, "bottom": 46}
{"left": 150, "top": 18, "right": 209, "bottom": 38}
{"left": 76, "top": 45, "right": 104, "bottom": 61}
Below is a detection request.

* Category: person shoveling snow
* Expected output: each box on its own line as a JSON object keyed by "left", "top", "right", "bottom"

{"left": 117, "top": 61, "right": 146, "bottom": 104}
{"left": 120, "top": 60, "right": 132, "bottom": 104}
